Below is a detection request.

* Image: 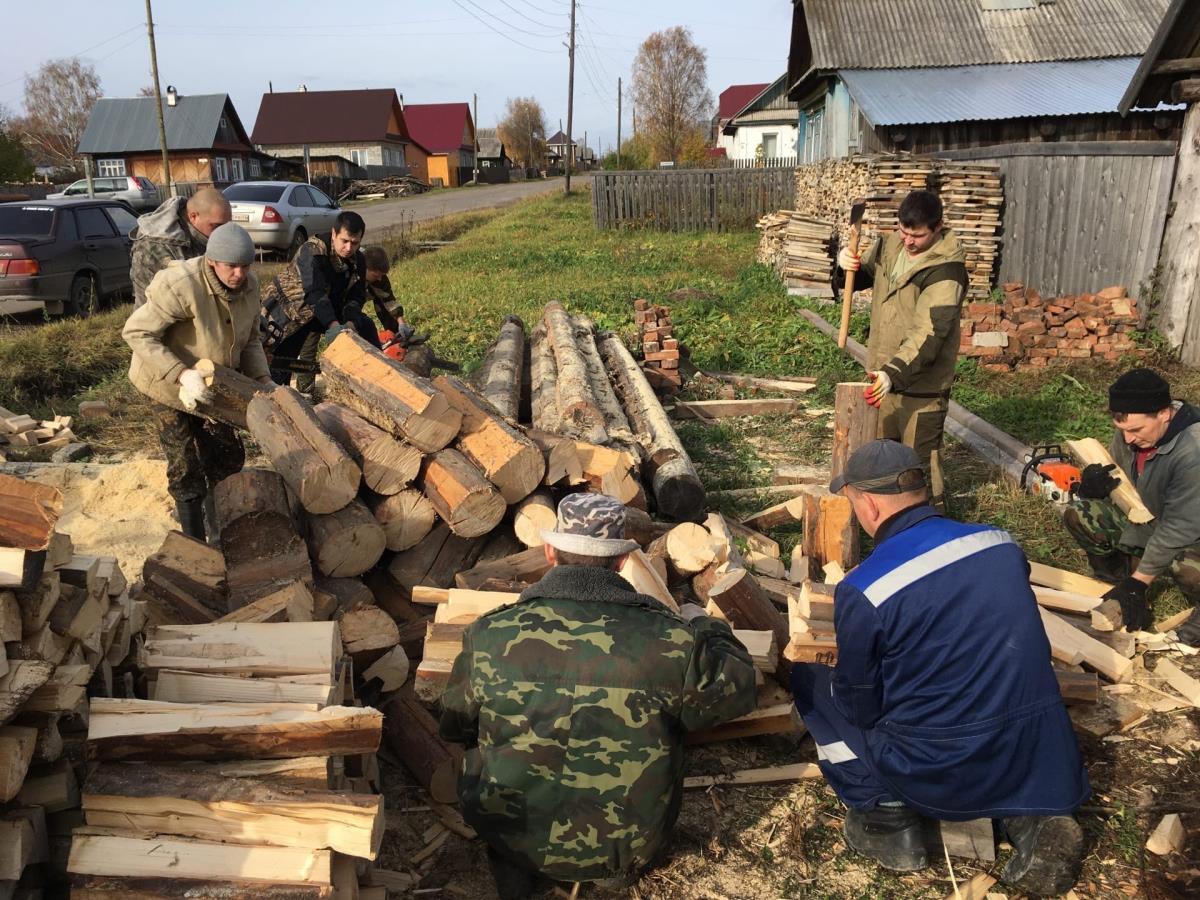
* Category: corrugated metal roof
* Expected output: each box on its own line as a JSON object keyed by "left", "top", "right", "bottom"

{"left": 718, "top": 83, "right": 771, "bottom": 118}
{"left": 841, "top": 57, "right": 1167, "bottom": 125}
{"left": 802, "top": 0, "right": 1169, "bottom": 68}
{"left": 403, "top": 103, "right": 473, "bottom": 153}
{"left": 78, "top": 94, "right": 234, "bottom": 154}
{"left": 252, "top": 89, "right": 408, "bottom": 146}
{"left": 1120, "top": 0, "right": 1200, "bottom": 112}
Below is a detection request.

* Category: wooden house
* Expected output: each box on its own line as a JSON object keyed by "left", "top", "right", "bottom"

{"left": 402, "top": 102, "right": 476, "bottom": 187}
{"left": 718, "top": 76, "right": 800, "bottom": 164}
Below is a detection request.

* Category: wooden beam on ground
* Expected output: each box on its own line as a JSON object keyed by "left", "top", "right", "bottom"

{"left": 701, "top": 371, "right": 817, "bottom": 394}
{"left": 831, "top": 382, "right": 879, "bottom": 485}
{"left": 669, "top": 399, "right": 798, "bottom": 420}
{"left": 683, "top": 763, "right": 822, "bottom": 789}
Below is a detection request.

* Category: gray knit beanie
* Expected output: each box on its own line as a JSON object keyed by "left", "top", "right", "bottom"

{"left": 205, "top": 222, "right": 256, "bottom": 265}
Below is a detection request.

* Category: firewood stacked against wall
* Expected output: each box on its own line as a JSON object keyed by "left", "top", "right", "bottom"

{"left": 634, "top": 299, "right": 683, "bottom": 396}
{"left": 935, "top": 163, "right": 1003, "bottom": 301}
{"left": 792, "top": 156, "right": 872, "bottom": 246}
{"left": 754, "top": 212, "right": 836, "bottom": 293}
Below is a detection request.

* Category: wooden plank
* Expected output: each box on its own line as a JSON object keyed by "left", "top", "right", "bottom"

{"left": 1028, "top": 561, "right": 1111, "bottom": 598}
{"left": 1038, "top": 608, "right": 1132, "bottom": 682}
{"left": 683, "top": 763, "right": 822, "bottom": 789}
{"left": 140, "top": 622, "right": 340, "bottom": 677}
{"left": 1154, "top": 658, "right": 1200, "bottom": 708}
{"left": 670, "top": 399, "right": 798, "bottom": 420}
{"left": 1065, "top": 438, "right": 1154, "bottom": 525}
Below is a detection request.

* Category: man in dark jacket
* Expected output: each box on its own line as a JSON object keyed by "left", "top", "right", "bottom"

{"left": 793, "top": 440, "right": 1090, "bottom": 896}
{"left": 440, "top": 493, "right": 757, "bottom": 898}
{"left": 1065, "top": 368, "right": 1200, "bottom": 643}
{"left": 260, "top": 210, "right": 378, "bottom": 392}
{"left": 837, "top": 191, "right": 968, "bottom": 509}
{"left": 129, "top": 187, "right": 232, "bottom": 308}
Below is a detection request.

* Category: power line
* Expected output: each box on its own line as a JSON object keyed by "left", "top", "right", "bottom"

{"left": 456, "top": 0, "right": 561, "bottom": 39}
{"left": 0, "top": 23, "right": 143, "bottom": 89}
{"left": 491, "top": 0, "right": 563, "bottom": 30}
{"left": 517, "top": 0, "right": 565, "bottom": 16}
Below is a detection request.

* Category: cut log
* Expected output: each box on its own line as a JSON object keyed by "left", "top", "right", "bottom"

{"left": 216, "top": 581, "right": 315, "bottom": 624}
{"left": 597, "top": 332, "right": 706, "bottom": 521}
{"left": 305, "top": 499, "right": 386, "bottom": 578}
{"left": 741, "top": 495, "right": 806, "bottom": 532}
{"left": 0, "top": 473, "right": 62, "bottom": 552}
{"left": 152, "top": 671, "right": 336, "bottom": 706}
{"left": 831, "top": 383, "right": 879, "bottom": 485}
{"left": 661, "top": 522, "right": 718, "bottom": 575}
{"left": 246, "top": 388, "right": 361, "bottom": 515}
{"left": 419, "top": 449, "right": 506, "bottom": 538}
{"left": 572, "top": 317, "right": 636, "bottom": 445}
{"left": 1154, "top": 657, "right": 1200, "bottom": 708}
{"left": 313, "top": 576, "right": 374, "bottom": 619}
{"left": 1028, "top": 561, "right": 1110, "bottom": 598}
{"left": 525, "top": 428, "right": 584, "bottom": 487}
{"left": 0, "top": 725, "right": 36, "bottom": 802}
{"left": 782, "top": 633, "right": 839, "bottom": 665}
{"left": 68, "top": 829, "right": 333, "bottom": 887}
{"left": 801, "top": 486, "right": 857, "bottom": 572}
{"left": 0, "top": 661, "right": 55, "bottom": 726}
{"left": 386, "top": 523, "right": 488, "bottom": 594}
{"left": 87, "top": 699, "right": 382, "bottom": 761}
{"left": 1066, "top": 438, "right": 1154, "bottom": 525}
{"left": 82, "top": 762, "right": 383, "bottom": 859}
{"left": 433, "top": 375, "right": 545, "bottom": 504}
{"left": 313, "top": 403, "right": 421, "bottom": 497}
{"left": 619, "top": 550, "right": 678, "bottom": 612}
{"left": 669, "top": 399, "right": 798, "bottom": 420}
{"left": 707, "top": 568, "right": 790, "bottom": 686}
{"left": 363, "top": 488, "right": 437, "bottom": 552}
{"left": 475, "top": 314, "right": 526, "bottom": 422}
{"left": 513, "top": 490, "right": 557, "bottom": 547}
{"left": 0, "top": 805, "right": 47, "bottom": 881}
{"left": 542, "top": 301, "right": 608, "bottom": 443}
{"left": 1033, "top": 586, "right": 1104, "bottom": 615}
{"left": 143, "top": 531, "right": 228, "bottom": 618}
{"left": 382, "top": 689, "right": 462, "bottom": 805}
{"left": 1146, "top": 813, "right": 1186, "bottom": 856}
{"left": 529, "top": 324, "right": 560, "bottom": 433}
{"left": 193, "top": 358, "right": 270, "bottom": 430}
{"left": 361, "top": 646, "right": 410, "bottom": 694}
{"left": 575, "top": 440, "right": 643, "bottom": 507}
{"left": 319, "top": 330, "right": 461, "bottom": 452}
{"left": 747, "top": 551, "right": 787, "bottom": 580}
{"left": 455, "top": 547, "right": 550, "bottom": 590}
{"left": 140, "top": 622, "right": 340, "bottom": 677}
{"left": 338, "top": 605, "right": 400, "bottom": 665}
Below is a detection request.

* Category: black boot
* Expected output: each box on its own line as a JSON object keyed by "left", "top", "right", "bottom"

{"left": 175, "top": 498, "right": 206, "bottom": 541}
{"left": 1175, "top": 607, "right": 1200, "bottom": 647}
{"left": 1001, "top": 815, "right": 1084, "bottom": 897}
{"left": 844, "top": 805, "right": 928, "bottom": 872}
{"left": 202, "top": 493, "right": 220, "bottom": 546}
{"left": 1086, "top": 551, "right": 1128, "bottom": 585}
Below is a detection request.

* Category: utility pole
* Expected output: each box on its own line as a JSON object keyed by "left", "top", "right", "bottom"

{"left": 616, "top": 77, "right": 622, "bottom": 170}
{"left": 564, "top": 0, "right": 576, "bottom": 193}
{"left": 583, "top": 130, "right": 587, "bottom": 170}
{"left": 472, "top": 93, "right": 479, "bottom": 184}
{"left": 144, "top": 0, "right": 172, "bottom": 196}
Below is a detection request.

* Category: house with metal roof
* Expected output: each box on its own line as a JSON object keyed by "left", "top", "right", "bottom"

{"left": 402, "top": 102, "right": 476, "bottom": 187}
{"left": 77, "top": 89, "right": 270, "bottom": 190}
{"left": 711, "top": 82, "right": 771, "bottom": 145}
{"left": 474, "top": 128, "right": 512, "bottom": 184}
{"left": 717, "top": 75, "right": 800, "bottom": 164}
{"left": 251, "top": 88, "right": 429, "bottom": 184}
{"left": 786, "top": 0, "right": 1176, "bottom": 159}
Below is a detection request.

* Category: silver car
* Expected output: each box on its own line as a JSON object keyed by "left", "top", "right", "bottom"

{"left": 223, "top": 182, "right": 341, "bottom": 259}
{"left": 48, "top": 175, "right": 160, "bottom": 212}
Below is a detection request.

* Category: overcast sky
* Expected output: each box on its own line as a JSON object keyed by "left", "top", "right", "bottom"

{"left": 0, "top": 0, "right": 793, "bottom": 153}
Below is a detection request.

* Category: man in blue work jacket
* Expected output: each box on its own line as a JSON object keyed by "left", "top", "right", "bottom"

{"left": 792, "top": 440, "right": 1090, "bottom": 896}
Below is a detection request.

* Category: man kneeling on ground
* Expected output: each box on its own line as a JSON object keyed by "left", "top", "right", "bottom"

{"left": 792, "top": 440, "right": 1090, "bottom": 896}
{"left": 440, "top": 494, "right": 758, "bottom": 898}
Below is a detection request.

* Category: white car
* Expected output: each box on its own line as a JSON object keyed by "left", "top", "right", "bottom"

{"left": 48, "top": 175, "right": 160, "bottom": 212}
{"left": 223, "top": 182, "right": 341, "bottom": 258}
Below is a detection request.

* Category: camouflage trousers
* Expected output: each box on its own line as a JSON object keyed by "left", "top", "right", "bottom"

{"left": 878, "top": 392, "right": 948, "bottom": 509}
{"left": 155, "top": 404, "right": 246, "bottom": 503}
{"left": 1062, "top": 497, "right": 1200, "bottom": 600}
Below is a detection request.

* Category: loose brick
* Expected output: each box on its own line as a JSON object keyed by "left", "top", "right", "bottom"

{"left": 1097, "top": 285, "right": 1127, "bottom": 300}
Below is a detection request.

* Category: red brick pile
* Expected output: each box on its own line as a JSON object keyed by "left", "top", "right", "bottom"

{"left": 634, "top": 299, "right": 682, "bottom": 396}
{"left": 960, "top": 282, "right": 1143, "bottom": 373}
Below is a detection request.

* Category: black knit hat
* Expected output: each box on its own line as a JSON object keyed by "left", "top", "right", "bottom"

{"left": 1108, "top": 368, "right": 1171, "bottom": 414}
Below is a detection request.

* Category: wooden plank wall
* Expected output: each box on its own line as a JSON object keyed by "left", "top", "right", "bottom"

{"left": 591, "top": 168, "right": 794, "bottom": 232}
{"left": 935, "top": 143, "right": 1176, "bottom": 298}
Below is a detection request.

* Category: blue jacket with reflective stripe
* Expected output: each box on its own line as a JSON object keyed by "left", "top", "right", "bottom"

{"left": 832, "top": 505, "right": 1090, "bottom": 818}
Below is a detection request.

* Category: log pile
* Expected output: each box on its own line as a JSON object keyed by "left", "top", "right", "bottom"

{"left": 962, "top": 282, "right": 1144, "bottom": 373}
{"left": 634, "top": 299, "right": 683, "bottom": 396}
{"left": 336, "top": 175, "right": 430, "bottom": 202}
{"left": 755, "top": 211, "right": 835, "bottom": 294}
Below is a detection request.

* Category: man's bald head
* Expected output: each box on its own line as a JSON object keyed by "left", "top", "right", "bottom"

{"left": 186, "top": 187, "right": 232, "bottom": 237}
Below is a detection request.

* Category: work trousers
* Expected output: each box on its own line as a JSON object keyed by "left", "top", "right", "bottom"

{"left": 878, "top": 392, "right": 948, "bottom": 508}
{"left": 269, "top": 313, "right": 382, "bottom": 392}
{"left": 154, "top": 403, "right": 245, "bottom": 503}
{"left": 791, "top": 663, "right": 894, "bottom": 811}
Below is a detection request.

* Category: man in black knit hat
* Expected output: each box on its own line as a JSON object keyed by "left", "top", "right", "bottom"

{"left": 1064, "top": 368, "right": 1200, "bottom": 643}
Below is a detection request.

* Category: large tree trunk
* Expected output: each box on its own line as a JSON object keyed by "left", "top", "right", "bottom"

{"left": 433, "top": 375, "right": 545, "bottom": 504}
{"left": 313, "top": 403, "right": 421, "bottom": 496}
{"left": 382, "top": 689, "right": 462, "bottom": 805}
{"left": 572, "top": 315, "right": 636, "bottom": 449}
{"left": 193, "top": 358, "right": 269, "bottom": 430}
{"left": 529, "top": 325, "right": 560, "bottom": 432}
{"left": 597, "top": 333, "right": 705, "bottom": 521}
{"left": 319, "top": 331, "right": 461, "bottom": 452}
{"left": 364, "top": 488, "right": 437, "bottom": 552}
{"left": 419, "top": 449, "right": 506, "bottom": 538}
{"left": 475, "top": 315, "right": 525, "bottom": 422}
{"left": 304, "top": 499, "right": 386, "bottom": 578}
{"left": 542, "top": 302, "right": 608, "bottom": 443}
{"left": 245, "top": 388, "right": 361, "bottom": 516}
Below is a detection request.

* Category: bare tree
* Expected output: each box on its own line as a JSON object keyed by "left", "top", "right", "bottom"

{"left": 497, "top": 97, "right": 548, "bottom": 170}
{"left": 18, "top": 57, "right": 102, "bottom": 171}
{"left": 630, "top": 27, "right": 713, "bottom": 164}
{"left": 138, "top": 84, "right": 157, "bottom": 97}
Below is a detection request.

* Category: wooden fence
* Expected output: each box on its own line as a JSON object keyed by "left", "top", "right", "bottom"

{"left": 591, "top": 168, "right": 795, "bottom": 231}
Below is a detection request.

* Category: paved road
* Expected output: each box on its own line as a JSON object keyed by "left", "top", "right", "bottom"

{"left": 353, "top": 177, "right": 565, "bottom": 232}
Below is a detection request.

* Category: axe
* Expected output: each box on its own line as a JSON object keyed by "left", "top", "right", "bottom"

{"left": 838, "top": 201, "right": 867, "bottom": 349}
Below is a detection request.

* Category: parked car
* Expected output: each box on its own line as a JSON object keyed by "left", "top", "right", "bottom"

{"left": 223, "top": 181, "right": 341, "bottom": 258}
{"left": 48, "top": 176, "right": 160, "bottom": 212}
{"left": 0, "top": 198, "right": 138, "bottom": 317}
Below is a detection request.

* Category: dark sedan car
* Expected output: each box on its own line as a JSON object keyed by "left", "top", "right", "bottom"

{"left": 0, "top": 198, "right": 138, "bottom": 317}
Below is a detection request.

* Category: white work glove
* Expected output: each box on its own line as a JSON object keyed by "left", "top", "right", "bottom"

{"left": 678, "top": 602, "right": 708, "bottom": 623}
{"left": 178, "top": 368, "right": 212, "bottom": 411}
{"left": 863, "top": 371, "right": 892, "bottom": 408}
{"left": 837, "top": 245, "right": 861, "bottom": 272}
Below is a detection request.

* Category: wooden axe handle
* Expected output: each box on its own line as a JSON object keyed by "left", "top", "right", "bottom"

{"left": 837, "top": 224, "right": 861, "bottom": 349}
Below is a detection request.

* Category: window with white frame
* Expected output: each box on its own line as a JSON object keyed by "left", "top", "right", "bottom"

{"left": 97, "top": 158, "right": 126, "bottom": 177}
{"left": 761, "top": 133, "right": 778, "bottom": 159}
{"left": 802, "top": 109, "right": 824, "bottom": 164}
{"left": 213, "top": 157, "right": 228, "bottom": 181}
{"left": 249, "top": 158, "right": 261, "bottom": 177}
{"left": 350, "top": 149, "right": 367, "bottom": 167}
{"left": 230, "top": 157, "right": 243, "bottom": 181}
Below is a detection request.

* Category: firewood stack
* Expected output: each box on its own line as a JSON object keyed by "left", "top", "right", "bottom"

{"left": 754, "top": 211, "right": 836, "bottom": 294}
{"left": 934, "top": 163, "right": 1003, "bottom": 301}
{"left": 0, "top": 407, "right": 79, "bottom": 459}
{"left": 633, "top": 299, "right": 683, "bottom": 396}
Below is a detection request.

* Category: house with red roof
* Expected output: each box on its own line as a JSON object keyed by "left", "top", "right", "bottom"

{"left": 717, "top": 75, "right": 799, "bottom": 164}
{"left": 402, "top": 102, "right": 476, "bottom": 187}
{"left": 711, "top": 82, "right": 769, "bottom": 143}
{"left": 251, "top": 88, "right": 430, "bottom": 184}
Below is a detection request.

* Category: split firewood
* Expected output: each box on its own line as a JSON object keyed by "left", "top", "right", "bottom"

{"left": 246, "top": 387, "right": 361, "bottom": 515}
{"left": 526, "top": 428, "right": 584, "bottom": 487}
{"left": 312, "top": 576, "right": 374, "bottom": 620}
{"left": 434, "top": 375, "right": 545, "bottom": 504}
{"left": 727, "top": 520, "right": 780, "bottom": 559}
{"left": 619, "top": 550, "right": 678, "bottom": 612}
{"left": 140, "top": 622, "right": 341, "bottom": 677}
{"left": 151, "top": 671, "right": 336, "bottom": 707}
{"left": 361, "top": 646, "right": 410, "bottom": 693}
{"left": 216, "top": 581, "right": 315, "bottom": 624}
{"left": 1066, "top": 438, "right": 1154, "bottom": 525}
{"left": 0, "top": 724, "right": 36, "bottom": 802}
{"left": 455, "top": 547, "right": 551, "bottom": 590}
{"left": 0, "top": 804, "right": 46, "bottom": 880}
{"left": 1, "top": 591, "right": 22, "bottom": 643}
{"left": 682, "top": 763, "right": 822, "bottom": 789}
{"left": 1090, "top": 598, "right": 1124, "bottom": 632}
{"left": 1027, "top": 561, "right": 1111, "bottom": 597}
{"left": 339, "top": 604, "right": 400, "bottom": 667}
{"left": 143, "top": 532, "right": 227, "bottom": 621}
{"left": 320, "top": 330, "right": 462, "bottom": 452}
{"left": 800, "top": 486, "right": 857, "bottom": 572}
{"left": 15, "top": 571, "right": 59, "bottom": 635}
{"left": 575, "top": 440, "right": 643, "bottom": 508}
{"left": 364, "top": 488, "right": 437, "bottom": 552}
{"left": 314, "top": 402, "right": 422, "bottom": 496}
{"left": 789, "top": 546, "right": 809, "bottom": 583}
{"left": 542, "top": 302, "right": 608, "bottom": 443}
{"left": 0, "top": 472, "right": 63, "bottom": 557}
{"left": 475, "top": 314, "right": 526, "bottom": 422}
{"left": 1038, "top": 608, "right": 1132, "bottom": 682}
{"left": 707, "top": 568, "right": 790, "bottom": 686}
{"left": 15, "top": 758, "right": 78, "bottom": 812}
{"left": 513, "top": 490, "right": 557, "bottom": 547}
{"left": 419, "top": 449, "right": 506, "bottom": 538}
{"left": 742, "top": 495, "right": 806, "bottom": 532}
{"left": 382, "top": 689, "right": 462, "bottom": 804}
{"left": 1154, "top": 658, "right": 1200, "bottom": 707}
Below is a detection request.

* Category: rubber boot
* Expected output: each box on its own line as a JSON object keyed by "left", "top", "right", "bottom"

{"left": 1086, "top": 551, "right": 1128, "bottom": 585}
{"left": 1001, "top": 815, "right": 1084, "bottom": 897}
{"left": 175, "top": 498, "right": 206, "bottom": 541}
{"left": 844, "top": 805, "right": 928, "bottom": 872}
{"left": 1175, "top": 606, "right": 1200, "bottom": 648}
{"left": 202, "top": 493, "right": 221, "bottom": 546}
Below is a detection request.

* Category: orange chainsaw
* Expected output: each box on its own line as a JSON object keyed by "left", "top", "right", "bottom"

{"left": 1020, "top": 444, "right": 1081, "bottom": 505}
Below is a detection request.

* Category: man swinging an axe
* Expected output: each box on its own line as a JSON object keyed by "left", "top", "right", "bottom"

{"left": 835, "top": 190, "right": 968, "bottom": 511}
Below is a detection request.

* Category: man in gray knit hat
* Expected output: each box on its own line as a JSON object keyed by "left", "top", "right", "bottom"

{"left": 124, "top": 222, "right": 274, "bottom": 540}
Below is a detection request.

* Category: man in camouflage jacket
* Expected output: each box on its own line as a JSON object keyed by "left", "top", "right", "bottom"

{"left": 129, "top": 187, "right": 232, "bottom": 308}
{"left": 440, "top": 494, "right": 757, "bottom": 897}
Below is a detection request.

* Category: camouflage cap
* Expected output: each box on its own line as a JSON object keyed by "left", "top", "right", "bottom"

{"left": 542, "top": 493, "right": 640, "bottom": 557}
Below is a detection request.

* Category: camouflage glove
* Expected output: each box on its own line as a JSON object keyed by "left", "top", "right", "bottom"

{"left": 1102, "top": 577, "right": 1151, "bottom": 632}
{"left": 1075, "top": 463, "right": 1120, "bottom": 500}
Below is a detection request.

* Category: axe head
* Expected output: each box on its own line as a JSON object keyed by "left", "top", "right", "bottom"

{"left": 848, "top": 201, "right": 867, "bottom": 228}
